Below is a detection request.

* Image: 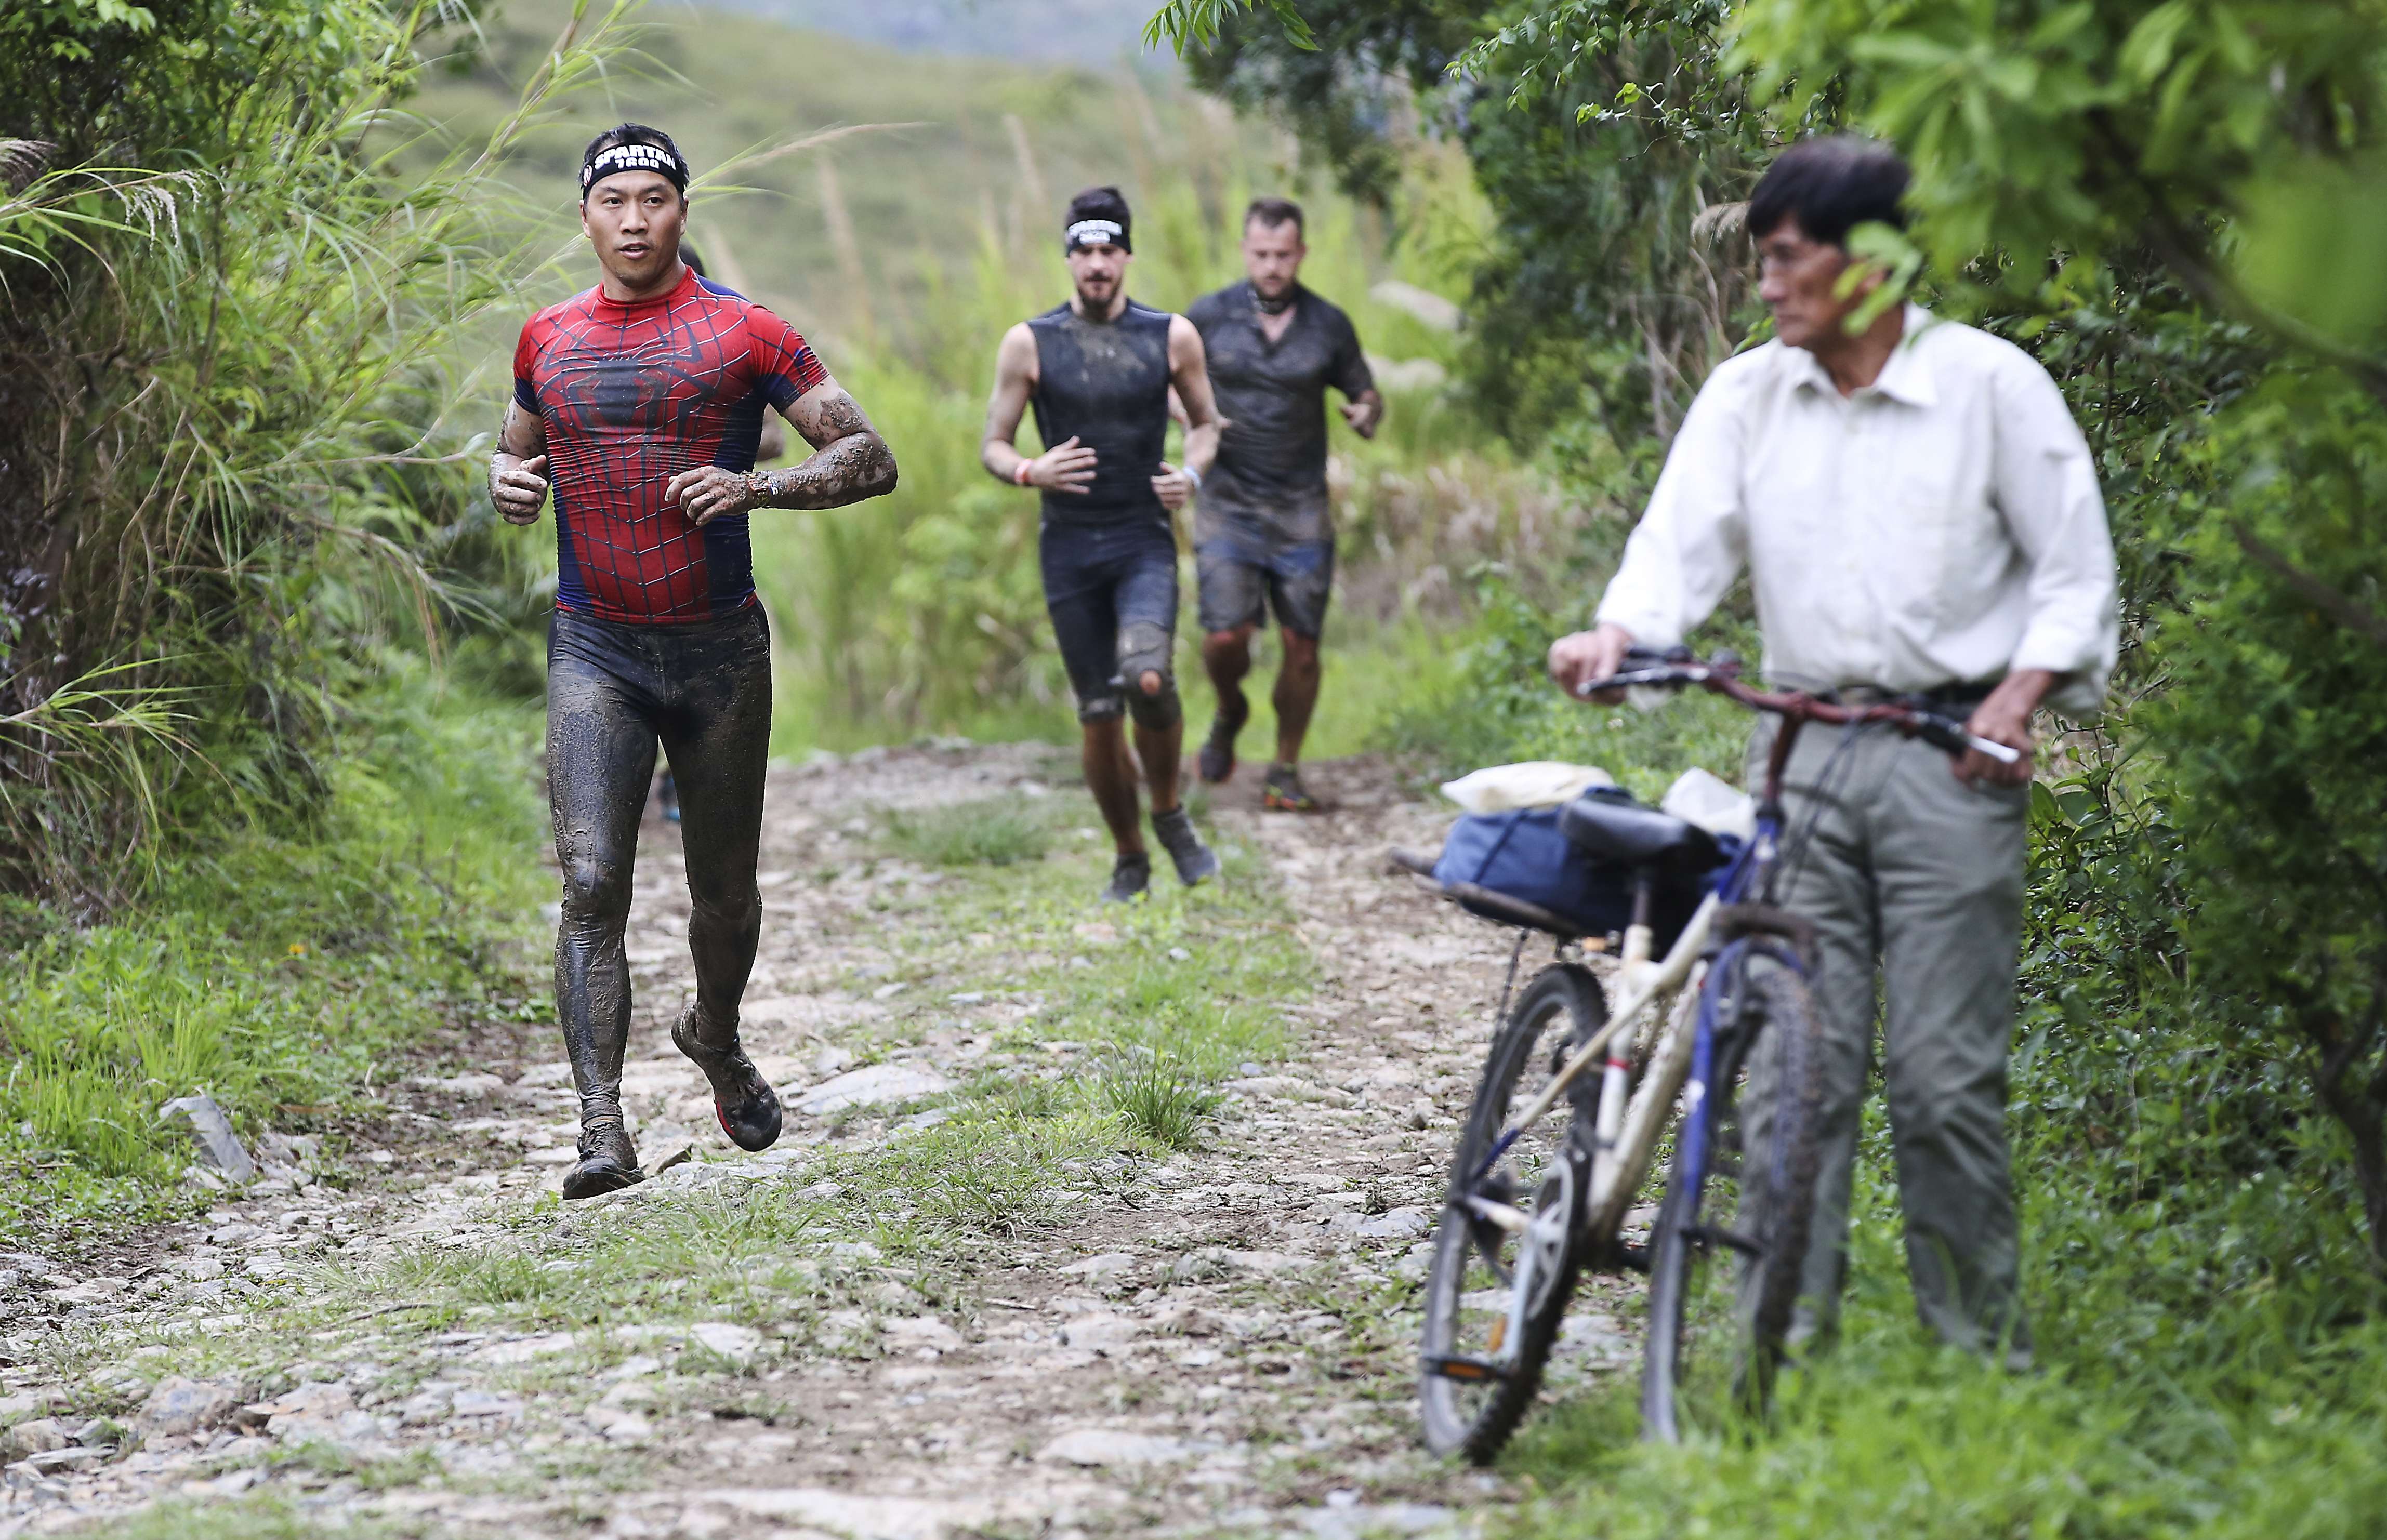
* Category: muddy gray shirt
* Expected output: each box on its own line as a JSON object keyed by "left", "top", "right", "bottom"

{"left": 1186, "top": 282, "right": 1374, "bottom": 544}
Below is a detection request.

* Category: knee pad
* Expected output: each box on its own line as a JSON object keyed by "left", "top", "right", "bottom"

{"left": 1126, "top": 677, "right": 1181, "bottom": 732}
{"left": 1113, "top": 620, "right": 1179, "bottom": 730}
{"left": 1115, "top": 620, "right": 1175, "bottom": 688}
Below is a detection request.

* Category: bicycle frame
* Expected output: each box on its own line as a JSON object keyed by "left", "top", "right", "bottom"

{"left": 1426, "top": 654, "right": 2001, "bottom": 1418}
{"left": 1458, "top": 710, "right": 1814, "bottom": 1233}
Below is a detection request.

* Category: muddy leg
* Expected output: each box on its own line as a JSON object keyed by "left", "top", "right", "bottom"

{"left": 546, "top": 624, "right": 658, "bottom": 1129}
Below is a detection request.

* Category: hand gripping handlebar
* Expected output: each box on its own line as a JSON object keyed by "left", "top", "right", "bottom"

{"left": 1571, "top": 651, "right": 2022, "bottom": 766}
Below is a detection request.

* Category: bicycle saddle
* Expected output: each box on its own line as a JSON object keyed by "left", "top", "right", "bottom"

{"left": 1558, "top": 788, "right": 1723, "bottom": 873}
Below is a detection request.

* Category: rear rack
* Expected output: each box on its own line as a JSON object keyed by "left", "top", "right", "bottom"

{"left": 1387, "top": 847, "right": 1597, "bottom": 942}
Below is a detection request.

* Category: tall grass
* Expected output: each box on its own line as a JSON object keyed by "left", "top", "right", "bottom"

{"left": 0, "top": 669, "right": 547, "bottom": 1243}
{"left": 0, "top": 0, "right": 638, "bottom": 905}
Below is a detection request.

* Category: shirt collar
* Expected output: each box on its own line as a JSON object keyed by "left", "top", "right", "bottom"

{"left": 1786, "top": 301, "right": 1940, "bottom": 407}
{"left": 1868, "top": 303, "right": 1940, "bottom": 407}
{"left": 590, "top": 264, "right": 700, "bottom": 317}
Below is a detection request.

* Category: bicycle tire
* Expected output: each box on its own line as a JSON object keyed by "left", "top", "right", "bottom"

{"left": 1640, "top": 950, "right": 1824, "bottom": 1442}
{"left": 1419, "top": 963, "right": 1604, "bottom": 1463}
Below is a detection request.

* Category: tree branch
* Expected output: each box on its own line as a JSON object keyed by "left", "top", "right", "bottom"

{"left": 2231, "top": 523, "right": 2387, "bottom": 649}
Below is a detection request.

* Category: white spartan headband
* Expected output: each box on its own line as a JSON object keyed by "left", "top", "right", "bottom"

{"left": 1064, "top": 218, "right": 1128, "bottom": 254}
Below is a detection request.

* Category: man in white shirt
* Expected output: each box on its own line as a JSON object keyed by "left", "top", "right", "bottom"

{"left": 1549, "top": 137, "right": 2118, "bottom": 1364}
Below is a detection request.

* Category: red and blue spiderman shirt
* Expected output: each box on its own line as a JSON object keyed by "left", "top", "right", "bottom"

{"left": 512, "top": 266, "right": 827, "bottom": 623}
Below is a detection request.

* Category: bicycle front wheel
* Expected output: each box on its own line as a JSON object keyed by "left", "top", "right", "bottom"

{"left": 1640, "top": 953, "right": 1824, "bottom": 1442}
{"left": 1419, "top": 963, "right": 1603, "bottom": 1463}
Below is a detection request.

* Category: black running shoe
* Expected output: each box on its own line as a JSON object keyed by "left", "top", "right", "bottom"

{"left": 1151, "top": 806, "right": 1220, "bottom": 886}
{"left": 671, "top": 1005, "right": 783, "bottom": 1152}
{"left": 1100, "top": 852, "right": 1152, "bottom": 905}
{"left": 561, "top": 1118, "right": 644, "bottom": 1201}
{"left": 1261, "top": 762, "right": 1319, "bottom": 813}
{"left": 1197, "top": 714, "right": 1241, "bottom": 785}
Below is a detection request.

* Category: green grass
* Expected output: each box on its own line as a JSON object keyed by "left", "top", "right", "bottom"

{"left": 879, "top": 799, "right": 1066, "bottom": 867}
{"left": 1493, "top": 1126, "right": 2387, "bottom": 1540}
{"left": 1101, "top": 1052, "right": 1225, "bottom": 1149}
{"left": 95, "top": 1499, "right": 408, "bottom": 1540}
{"left": 0, "top": 675, "right": 547, "bottom": 1243}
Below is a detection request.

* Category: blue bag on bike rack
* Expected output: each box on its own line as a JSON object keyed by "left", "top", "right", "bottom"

{"left": 1432, "top": 794, "right": 1737, "bottom": 942}
{"left": 1432, "top": 805, "right": 1637, "bottom": 935}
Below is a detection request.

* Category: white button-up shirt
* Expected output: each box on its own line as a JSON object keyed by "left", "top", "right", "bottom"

{"left": 1594, "top": 305, "right": 2119, "bottom": 718}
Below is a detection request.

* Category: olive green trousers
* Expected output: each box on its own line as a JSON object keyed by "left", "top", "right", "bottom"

{"left": 1738, "top": 719, "right": 2033, "bottom": 1363}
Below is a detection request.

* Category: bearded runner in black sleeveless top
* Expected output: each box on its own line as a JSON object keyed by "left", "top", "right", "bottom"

{"left": 981, "top": 187, "right": 1223, "bottom": 902}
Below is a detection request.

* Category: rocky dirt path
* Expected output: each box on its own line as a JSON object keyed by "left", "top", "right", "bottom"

{"left": 0, "top": 744, "right": 1643, "bottom": 1539}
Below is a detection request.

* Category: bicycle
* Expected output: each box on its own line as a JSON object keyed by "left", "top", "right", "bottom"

{"left": 1399, "top": 649, "right": 2021, "bottom": 1459}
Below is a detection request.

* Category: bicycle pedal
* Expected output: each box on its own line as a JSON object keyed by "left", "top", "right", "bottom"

{"left": 1686, "top": 1223, "right": 1765, "bottom": 1257}
{"left": 1421, "top": 1352, "right": 1512, "bottom": 1385}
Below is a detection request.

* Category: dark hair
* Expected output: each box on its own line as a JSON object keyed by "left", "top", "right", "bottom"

{"left": 1746, "top": 136, "right": 1909, "bottom": 248}
{"left": 1244, "top": 196, "right": 1304, "bottom": 237}
{"left": 1066, "top": 185, "right": 1131, "bottom": 229}
{"left": 580, "top": 122, "right": 689, "bottom": 202}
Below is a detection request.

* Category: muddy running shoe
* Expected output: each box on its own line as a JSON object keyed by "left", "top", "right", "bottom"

{"left": 671, "top": 1005, "right": 783, "bottom": 1152}
{"left": 1151, "top": 806, "right": 1220, "bottom": 886}
{"left": 1100, "top": 852, "right": 1152, "bottom": 905}
{"left": 1197, "top": 713, "right": 1242, "bottom": 785}
{"left": 561, "top": 1118, "right": 644, "bottom": 1201}
{"left": 1261, "top": 763, "right": 1319, "bottom": 813}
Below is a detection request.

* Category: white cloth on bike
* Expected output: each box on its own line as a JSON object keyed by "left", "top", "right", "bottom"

{"left": 1593, "top": 304, "right": 2118, "bottom": 719}
{"left": 1438, "top": 760, "right": 1614, "bottom": 814}
{"left": 1660, "top": 766, "right": 1756, "bottom": 842}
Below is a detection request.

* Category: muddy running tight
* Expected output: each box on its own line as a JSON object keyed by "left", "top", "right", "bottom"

{"left": 546, "top": 604, "right": 771, "bottom": 1127}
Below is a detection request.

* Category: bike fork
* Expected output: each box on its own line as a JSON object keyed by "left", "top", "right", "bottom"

{"left": 1672, "top": 951, "right": 1734, "bottom": 1238}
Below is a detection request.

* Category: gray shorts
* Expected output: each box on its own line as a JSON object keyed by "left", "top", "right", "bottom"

{"left": 1195, "top": 526, "right": 1334, "bottom": 638}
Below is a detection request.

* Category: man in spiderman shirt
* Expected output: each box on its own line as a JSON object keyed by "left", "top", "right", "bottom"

{"left": 489, "top": 124, "right": 898, "bottom": 1199}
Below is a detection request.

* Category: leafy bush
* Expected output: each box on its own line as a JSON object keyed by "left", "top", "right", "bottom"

{"left": 0, "top": 0, "right": 621, "bottom": 905}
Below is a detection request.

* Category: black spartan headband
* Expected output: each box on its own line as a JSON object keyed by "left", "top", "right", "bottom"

{"left": 581, "top": 140, "right": 689, "bottom": 199}
{"left": 1064, "top": 218, "right": 1129, "bottom": 255}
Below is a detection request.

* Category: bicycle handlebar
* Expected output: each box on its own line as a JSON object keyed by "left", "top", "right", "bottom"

{"left": 1570, "top": 653, "right": 2023, "bottom": 766}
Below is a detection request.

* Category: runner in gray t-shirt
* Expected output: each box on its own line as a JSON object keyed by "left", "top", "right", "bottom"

{"left": 1185, "top": 197, "right": 1383, "bottom": 811}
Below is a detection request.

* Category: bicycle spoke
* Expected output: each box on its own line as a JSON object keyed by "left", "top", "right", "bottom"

{"left": 1419, "top": 964, "right": 1605, "bottom": 1462}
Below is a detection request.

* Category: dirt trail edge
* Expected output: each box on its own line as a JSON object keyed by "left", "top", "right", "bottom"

{"left": 0, "top": 745, "right": 1644, "bottom": 1539}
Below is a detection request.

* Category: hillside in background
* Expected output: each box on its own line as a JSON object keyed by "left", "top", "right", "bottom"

{"left": 706, "top": 0, "right": 1160, "bottom": 65}
{"left": 411, "top": 0, "right": 1564, "bottom": 755}
{"left": 412, "top": 0, "right": 1288, "bottom": 362}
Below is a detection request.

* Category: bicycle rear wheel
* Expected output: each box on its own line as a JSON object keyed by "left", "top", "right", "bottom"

{"left": 1418, "top": 963, "right": 1603, "bottom": 1462}
{"left": 1640, "top": 951, "right": 1824, "bottom": 1442}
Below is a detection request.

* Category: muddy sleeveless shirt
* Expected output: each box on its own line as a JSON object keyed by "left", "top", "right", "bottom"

{"left": 1026, "top": 300, "right": 1173, "bottom": 526}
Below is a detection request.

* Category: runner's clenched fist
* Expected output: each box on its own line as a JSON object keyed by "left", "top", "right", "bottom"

{"left": 665, "top": 465, "right": 760, "bottom": 526}
{"left": 489, "top": 452, "right": 549, "bottom": 524}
